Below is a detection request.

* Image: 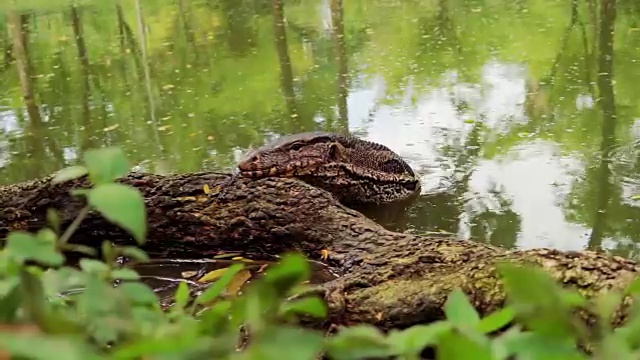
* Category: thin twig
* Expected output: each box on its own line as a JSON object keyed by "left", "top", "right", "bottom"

{"left": 58, "top": 206, "right": 91, "bottom": 245}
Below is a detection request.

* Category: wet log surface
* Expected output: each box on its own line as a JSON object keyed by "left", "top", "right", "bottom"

{"left": 1, "top": 171, "right": 639, "bottom": 330}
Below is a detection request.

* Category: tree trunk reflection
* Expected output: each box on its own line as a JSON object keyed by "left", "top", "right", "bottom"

{"left": 70, "top": 5, "right": 96, "bottom": 153}
{"left": 330, "top": 0, "right": 349, "bottom": 133}
{"left": 271, "top": 0, "right": 300, "bottom": 131}
{"left": 7, "top": 11, "right": 48, "bottom": 178}
{"left": 588, "top": 0, "right": 617, "bottom": 249}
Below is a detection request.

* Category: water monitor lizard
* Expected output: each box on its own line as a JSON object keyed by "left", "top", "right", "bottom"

{"left": 235, "top": 131, "right": 422, "bottom": 206}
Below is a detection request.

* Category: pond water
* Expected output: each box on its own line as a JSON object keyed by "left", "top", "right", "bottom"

{"left": 2, "top": 0, "right": 640, "bottom": 260}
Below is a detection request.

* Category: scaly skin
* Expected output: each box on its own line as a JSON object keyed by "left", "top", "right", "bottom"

{"left": 236, "top": 132, "right": 421, "bottom": 206}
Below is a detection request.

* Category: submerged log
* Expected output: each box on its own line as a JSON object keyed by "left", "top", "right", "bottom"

{"left": 1, "top": 172, "right": 638, "bottom": 330}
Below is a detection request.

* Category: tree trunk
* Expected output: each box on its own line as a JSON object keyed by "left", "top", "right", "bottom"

{"left": 1, "top": 172, "right": 638, "bottom": 330}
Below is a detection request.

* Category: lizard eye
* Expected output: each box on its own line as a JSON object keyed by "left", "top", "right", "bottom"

{"left": 328, "top": 142, "right": 348, "bottom": 161}
{"left": 328, "top": 143, "right": 339, "bottom": 159}
{"left": 290, "top": 143, "right": 304, "bottom": 151}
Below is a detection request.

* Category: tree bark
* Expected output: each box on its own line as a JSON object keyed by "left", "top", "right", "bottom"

{"left": 1, "top": 172, "right": 638, "bottom": 330}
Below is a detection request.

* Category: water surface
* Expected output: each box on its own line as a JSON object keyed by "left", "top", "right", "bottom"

{"left": 1, "top": 0, "right": 640, "bottom": 259}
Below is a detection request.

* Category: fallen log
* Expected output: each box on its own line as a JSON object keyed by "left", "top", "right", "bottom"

{"left": 1, "top": 171, "right": 638, "bottom": 330}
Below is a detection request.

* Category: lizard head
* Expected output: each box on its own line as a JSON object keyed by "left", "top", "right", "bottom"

{"left": 237, "top": 132, "right": 349, "bottom": 177}
{"left": 237, "top": 131, "right": 421, "bottom": 205}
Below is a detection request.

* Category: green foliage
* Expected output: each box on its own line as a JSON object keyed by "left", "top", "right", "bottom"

{"left": 52, "top": 147, "right": 147, "bottom": 244}
{"left": 6, "top": 231, "right": 64, "bottom": 267}
{"left": 83, "top": 147, "right": 131, "bottom": 185}
{"left": 6, "top": 147, "right": 640, "bottom": 359}
{"left": 87, "top": 184, "right": 146, "bottom": 245}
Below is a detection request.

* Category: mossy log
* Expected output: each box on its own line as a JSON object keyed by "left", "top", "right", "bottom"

{"left": 1, "top": 172, "right": 638, "bottom": 330}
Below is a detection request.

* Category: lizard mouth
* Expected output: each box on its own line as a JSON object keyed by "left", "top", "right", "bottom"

{"left": 238, "top": 167, "right": 286, "bottom": 178}
{"left": 238, "top": 159, "right": 325, "bottom": 178}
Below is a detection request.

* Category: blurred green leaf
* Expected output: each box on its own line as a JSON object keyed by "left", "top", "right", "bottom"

{"left": 61, "top": 244, "right": 98, "bottom": 257}
{"left": 387, "top": 322, "right": 453, "bottom": 356}
{"left": 19, "top": 269, "right": 48, "bottom": 325}
{"left": 437, "top": 329, "right": 494, "bottom": 360}
{"left": 117, "top": 282, "right": 159, "bottom": 307}
{"left": 0, "top": 278, "right": 21, "bottom": 322}
{"left": 36, "top": 228, "right": 58, "bottom": 245}
{"left": 76, "top": 276, "right": 119, "bottom": 317}
{"left": 498, "top": 264, "right": 560, "bottom": 307}
{"left": 558, "top": 289, "right": 588, "bottom": 307}
{"left": 70, "top": 189, "right": 92, "bottom": 197}
{"left": 52, "top": 165, "right": 88, "bottom": 184}
{"left": 195, "top": 263, "right": 244, "bottom": 305}
{"left": 19, "top": 269, "right": 84, "bottom": 336}
{"left": 0, "top": 332, "right": 103, "bottom": 360}
{"left": 111, "top": 268, "right": 141, "bottom": 281}
{"left": 498, "top": 331, "right": 587, "bottom": 360}
{"left": 91, "top": 321, "right": 122, "bottom": 349}
{"left": 326, "top": 325, "right": 396, "bottom": 360}
{"left": 101, "top": 241, "right": 117, "bottom": 264}
{"left": 128, "top": 306, "right": 166, "bottom": 328}
{"left": 0, "top": 254, "right": 20, "bottom": 277}
{"left": 444, "top": 288, "right": 480, "bottom": 328}
{"left": 110, "top": 335, "right": 201, "bottom": 359}
{"left": 243, "top": 286, "right": 269, "bottom": 332}
{"left": 497, "top": 263, "right": 583, "bottom": 341}
{"left": 594, "top": 334, "right": 636, "bottom": 360}
{"left": 477, "top": 307, "right": 515, "bottom": 334}
{"left": 263, "top": 253, "right": 310, "bottom": 297}
{"left": 242, "top": 325, "right": 325, "bottom": 360}
{"left": 173, "top": 281, "right": 190, "bottom": 311}
{"left": 46, "top": 209, "right": 61, "bottom": 235}
{"left": 594, "top": 292, "right": 623, "bottom": 332}
{"left": 83, "top": 147, "right": 130, "bottom": 185}
{"left": 279, "top": 297, "right": 327, "bottom": 318}
{"left": 79, "top": 259, "right": 110, "bottom": 275}
{"left": 613, "top": 292, "right": 640, "bottom": 348}
{"left": 6, "top": 231, "right": 64, "bottom": 267}
{"left": 117, "top": 246, "right": 151, "bottom": 263}
{"left": 197, "top": 300, "right": 232, "bottom": 335}
{"left": 625, "top": 276, "right": 640, "bottom": 295}
{"left": 41, "top": 267, "right": 86, "bottom": 299}
{"left": 88, "top": 183, "right": 147, "bottom": 244}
